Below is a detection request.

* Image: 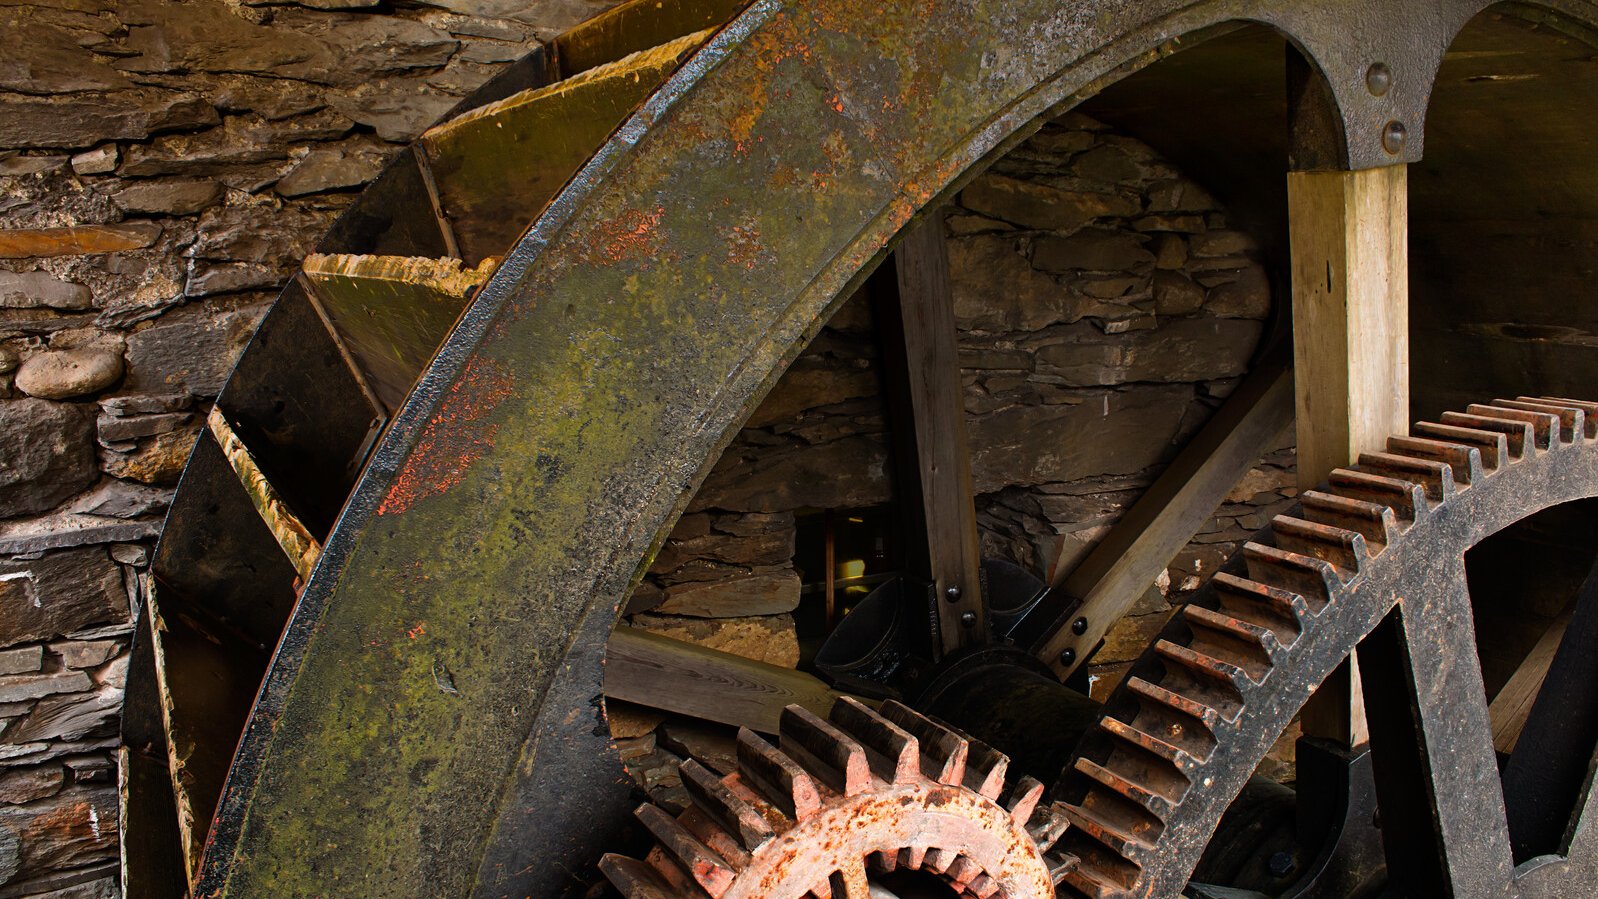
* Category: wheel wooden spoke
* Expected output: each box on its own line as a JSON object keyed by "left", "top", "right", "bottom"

{"left": 871, "top": 213, "right": 986, "bottom": 655}
{"left": 605, "top": 626, "right": 847, "bottom": 733}
{"left": 1502, "top": 557, "right": 1598, "bottom": 865}
{"left": 1359, "top": 563, "right": 1514, "bottom": 897}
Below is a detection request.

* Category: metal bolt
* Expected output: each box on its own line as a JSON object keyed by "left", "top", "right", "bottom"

{"left": 1365, "top": 62, "right": 1392, "bottom": 96}
{"left": 960, "top": 611, "right": 977, "bottom": 627}
{"left": 1382, "top": 120, "right": 1407, "bottom": 155}
{"left": 945, "top": 585, "right": 961, "bottom": 603}
{"left": 1071, "top": 617, "right": 1088, "bottom": 635}
{"left": 1267, "top": 851, "right": 1296, "bottom": 878}
{"left": 1058, "top": 648, "right": 1076, "bottom": 667}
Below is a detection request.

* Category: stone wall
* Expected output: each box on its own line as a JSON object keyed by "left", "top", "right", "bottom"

{"left": 0, "top": 0, "right": 613, "bottom": 892}
{"left": 611, "top": 113, "right": 1293, "bottom": 807}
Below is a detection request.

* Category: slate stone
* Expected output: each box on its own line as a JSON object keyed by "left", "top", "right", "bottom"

{"left": 628, "top": 613, "right": 800, "bottom": 668}
{"left": 14, "top": 349, "right": 124, "bottom": 400}
{"left": 0, "top": 90, "right": 216, "bottom": 149}
{"left": 95, "top": 410, "right": 190, "bottom": 443}
{"left": 189, "top": 205, "right": 325, "bottom": 264}
{"left": 119, "top": 110, "right": 353, "bottom": 176}
{"left": 2, "top": 685, "right": 118, "bottom": 743}
{"left": 1033, "top": 319, "right": 1261, "bottom": 386}
{"left": 948, "top": 235, "right": 1126, "bottom": 332}
{"left": 968, "top": 386, "right": 1194, "bottom": 492}
{"left": 273, "top": 142, "right": 388, "bottom": 196}
{"left": 0, "top": 765, "right": 64, "bottom": 805}
{"left": 47, "top": 640, "right": 120, "bottom": 670}
{"left": 0, "top": 272, "right": 92, "bottom": 311}
{"left": 690, "top": 435, "right": 890, "bottom": 513}
{"left": 1152, "top": 233, "right": 1188, "bottom": 270}
{"left": 99, "top": 427, "right": 197, "bottom": 485}
{"left": 0, "top": 399, "right": 95, "bottom": 518}
{"left": 1204, "top": 266, "right": 1272, "bottom": 320}
{"left": 655, "top": 571, "right": 802, "bottom": 618}
{"left": 183, "top": 261, "right": 281, "bottom": 297}
{"left": 0, "top": 647, "right": 42, "bottom": 676}
{"left": 0, "top": 548, "right": 126, "bottom": 648}
{"left": 110, "top": 178, "right": 224, "bottom": 215}
{"left": 0, "top": 223, "right": 161, "bottom": 259}
{"left": 1153, "top": 270, "right": 1205, "bottom": 316}
{"left": 0, "top": 671, "right": 92, "bottom": 705}
{"left": 122, "top": 306, "right": 263, "bottom": 396}
{"left": 212, "top": 79, "right": 326, "bottom": 120}
{"left": 0, "top": 516, "right": 159, "bottom": 555}
{"left": 68, "top": 146, "right": 117, "bottom": 176}
{"left": 0, "top": 24, "right": 131, "bottom": 94}
{"left": 1189, "top": 229, "right": 1256, "bottom": 258}
{"left": 0, "top": 784, "right": 117, "bottom": 883}
{"left": 328, "top": 84, "right": 459, "bottom": 142}
{"left": 1033, "top": 228, "right": 1155, "bottom": 273}
{"left": 960, "top": 174, "right": 1140, "bottom": 232}
{"left": 745, "top": 364, "right": 877, "bottom": 429}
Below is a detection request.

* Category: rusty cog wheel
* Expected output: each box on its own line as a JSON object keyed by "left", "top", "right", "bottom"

{"left": 1054, "top": 396, "right": 1598, "bottom": 898}
{"left": 601, "top": 698, "right": 1072, "bottom": 899}
{"left": 608, "top": 396, "right": 1598, "bottom": 899}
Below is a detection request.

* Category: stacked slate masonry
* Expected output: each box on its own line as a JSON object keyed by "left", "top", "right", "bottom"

{"left": 0, "top": 0, "right": 617, "bottom": 893}
{"left": 0, "top": 4, "right": 1295, "bottom": 893}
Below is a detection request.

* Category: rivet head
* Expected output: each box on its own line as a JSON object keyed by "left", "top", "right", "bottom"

{"left": 944, "top": 585, "right": 961, "bottom": 603}
{"left": 1058, "top": 648, "right": 1076, "bottom": 667}
{"left": 1071, "top": 616, "right": 1088, "bottom": 635}
{"left": 960, "top": 611, "right": 977, "bottom": 627}
{"left": 1366, "top": 62, "right": 1392, "bottom": 97}
{"left": 1382, "top": 120, "right": 1408, "bottom": 155}
{"left": 1268, "top": 851, "right": 1297, "bottom": 878}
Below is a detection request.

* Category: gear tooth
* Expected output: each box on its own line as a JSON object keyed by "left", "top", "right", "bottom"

{"left": 1441, "top": 410, "right": 1539, "bottom": 455}
{"left": 735, "top": 727, "right": 821, "bottom": 821}
{"left": 1027, "top": 802, "right": 1071, "bottom": 853}
{"left": 924, "top": 847, "right": 956, "bottom": 874}
{"left": 1413, "top": 421, "right": 1510, "bottom": 470}
{"left": 1533, "top": 396, "right": 1598, "bottom": 439}
{"left": 967, "top": 871, "right": 1001, "bottom": 898}
{"left": 1073, "top": 758, "right": 1174, "bottom": 820}
{"left": 680, "top": 759, "right": 775, "bottom": 853}
{"left": 1060, "top": 861, "right": 1132, "bottom": 899}
{"left": 948, "top": 854, "right": 983, "bottom": 885}
{"left": 1326, "top": 468, "right": 1426, "bottom": 519}
{"left": 902, "top": 846, "right": 929, "bottom": 870}
{"left": 600, "top": 853, "right": 684, "bottom": 899}
{"left": 1300, "top": 489, "right": 1400, "bottom": 548}
{"left": 779, "top": 705, "right": 871, "bottom": 797}
{"left": 1355, "top": 451, "right": 1454, "bottom": 502}
{"left": 1057, "top": 803, "right": 1154, "bottom": 863}
{"left": 868, "top": 849, "right": 897, "bottom": 873}
{"left": 1387, "top": 434, "right": 1486, "bottom": 486}
{"left": 1495, "top": 398, "right": 1587, "bottom": 442}
{"left": 828, "top": 696, "right": 919, "bottom": 785}
{"left": 1180, "top": 605, "right": 1276, "bottom": 683}
{"left": 1465, "top": 404, "right": 1559, "bottom": 450}
{"left": 963, "top": 737, "right": 1010, "bottom": 800}
{"left": 1004, "top": 774, "right": 1046, "bottom": 826}
{"left": 634, "top": 803, "right": 736, "bottom": 898}
{"left": 1096, "top": 716, "right": 1198, "bottom": 775}
{"left": 1045, "top": 850, "right": 1081, "bottom": 886}
{"left": 1211, "top": 573, "right": 1308, "bottom": 644}
{"left": 879, "top": 699, "right": 971, "bottom": 786}
{"left": 1125, "top": 676, "right": 1220, "bottom": 734}
{"left": 1272, "top": 515, "right": 1372, "bottom": 572}
{"left": 1242, "top": 542, "right": 1338, "bottom": 611}
{"left": 1153, "top": 639, "right": 1247, "bottom": 716}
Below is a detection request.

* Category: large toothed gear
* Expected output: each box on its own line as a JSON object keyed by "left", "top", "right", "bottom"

{"left": 1052, "top": 396, "right": 1598, "bottom": 899}
{"left": 600, "top": 697, "right": 1072, "bottom": 899}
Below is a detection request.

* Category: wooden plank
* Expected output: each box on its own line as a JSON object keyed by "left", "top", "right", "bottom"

{"left": 873, "top": 214, "right": 987, "bottom": 655}
{"left": 555, "top": 0, "right": 748, "bottom": 77}
{"left": 147, "top": 580, "right": 269, "bottom": 889}
{"left": 1288, "top": 164, "right": 1410, "bottom": 748}
{"left": 605, "top": 626, "right": 843, "bottom": 734}
{"left": 118, "top": 597, "right": 187, "bottom": 899}
{"left": 1032, "top": 349, "right": 1294, "bottom": 677}
{"left": 208, "top": 407, "right": 322, "bottom": 585}
{"left": 1489, "top": 610, "right": 1571, "bottom": 754}
{"left": 301, "top": 254, "right": 492, "bottom": 414}
{"left": 419, "top": 31, "right": 710, "bottom": 264}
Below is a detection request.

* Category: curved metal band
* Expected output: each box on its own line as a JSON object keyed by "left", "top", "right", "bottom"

{"left": 198, "top": 0, "right": 1577, "bottom": 894}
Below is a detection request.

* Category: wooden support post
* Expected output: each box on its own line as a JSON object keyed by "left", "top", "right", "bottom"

{"left": 872, "top": 213, "right": 987, "bottom": 655}
{"left": 1288, "top": 164, "right": 1409, "bottom": 747}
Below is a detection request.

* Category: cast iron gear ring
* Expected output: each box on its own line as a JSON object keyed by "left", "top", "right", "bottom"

{"left": 601, "top": 697, "right": 1072, "bottom": 899}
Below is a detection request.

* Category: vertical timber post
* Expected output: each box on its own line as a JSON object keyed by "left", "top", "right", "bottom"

{"left": 1288, "top": 164, "right": 1409, "bottom": 745}
{"left": 873, "top": 212, "right": 988, "bottom": 656}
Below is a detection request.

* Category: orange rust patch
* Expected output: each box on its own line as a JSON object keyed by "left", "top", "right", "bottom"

{"left": 723, "top": 222, "right": 762, "bottom": 270}
{"left": 378, "top": 356, "right": 515, "bottom": 516}
{"left": 583, "top": 206, "right": 665, "bottom": 264}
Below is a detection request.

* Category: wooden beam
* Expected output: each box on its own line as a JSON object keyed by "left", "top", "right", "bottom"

{"left": 872, "top": 213, "right": 988, "bottom": 655}
{"left": 207, "top": 407, "right": 322, "bottom": 585}
{"left": 1032, "top": 349, "right": 1294, "bottom": 678}
{"left": 604, "top": 626, "right": 844, "bottom": 734}
{"left": 1289, "top": 164, "right": 1409, "bottom": 747}
{"left": 1489, "top": 610, "right": 1571, "bottom": 754}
